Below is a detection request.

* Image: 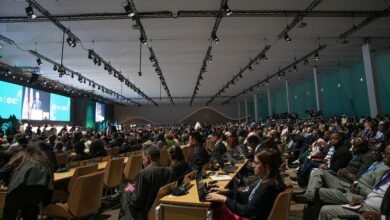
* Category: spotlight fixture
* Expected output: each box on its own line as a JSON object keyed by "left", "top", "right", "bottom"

{"left": 284, "top": 34, "right": 292, "bottom": 43}
{"left": 303, "top": 59, "right": 309, "bottom": 65}
{"left": 139, "top": 36, "right": 147, "bottom": 45}
{"left": 25, "top": 6, "right": 36, "bottom": 19}
{"left": 211, "top": 34, "right": 220, "bottom": 44}
{"left": 201, "top": 67, "right": 207, "bottom": 73}
{"left": 59, "top": 72, "right": 63, "bottom": 78}
{"left": 88, "top": 51, "right": 93, "bottom": 59}
{"left": 123, "top": 3, "right": 135, "bottom": 18}
{"left": 36, "top": 58, "right": 42, "bottom": 65}
{"left": 149, "top": 56, "right": 155, "bottom": 63}
{"left": 93, "top": 57, "right": 99, "bottom": 65}
{"left": 315, "top": 52, "right": 320, "bottom": 61}
{"left": 207, "top": 55, "right": 213, "bottom": 62}
{"left": 223, "top": 2, "right": 232, "bottom": 16}
{"left": 104, "top": 64, "right": 109, "bottom": 70}
{"left": 53, "top": 65, "right": 58, "bottom": 71}
{"left": 66, "top": 36, "right": 76, "bottom": 47}
{"left": 138, "top": 71, "right": 142, "bottom": 77}
{"left": 71, "top": 72, "right": 74, "bottom": 78}
{"left": 238, "top": 73, "right": 243, "bottom": 78}
{"left": 97, "top": 59, "right": 101, "bottom": 66}
{"left": 292, "top": 65, "right": 297, "bottom": 72}
{"left": 248, "top": 65, "right": 253, "bottom": 71}
{"left": 199, "top": 75, "right": 203, "bottom": 80}
{"left": 262, "top": 54, "right": 268, "bottom": 61}
{"left": 108, "top": 69, "right": 113, "bottom": 75}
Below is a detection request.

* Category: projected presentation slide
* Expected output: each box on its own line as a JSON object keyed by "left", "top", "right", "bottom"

{"left": 21, "top": 87, "right": 50, "bottom": 120}
{"left": 50, "top": 94, "right": 70, "bottom": 121}
{"left": 95, "top": 102, "right": 105, "bottom": 122}
{"left": 0, "top": 81, "right": 23, "bottom": 119}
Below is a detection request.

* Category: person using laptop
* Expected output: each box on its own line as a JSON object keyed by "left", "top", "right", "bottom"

{"left": 206, "top": 148, "right": 285, "bottom": 220}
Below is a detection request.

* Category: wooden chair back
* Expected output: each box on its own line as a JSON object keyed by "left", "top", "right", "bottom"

{"left": 55, "top": 153, "right": 69, "bottom": 167}
{"left": 159, "top": 149, "right": 170, "bottom": 167}
{"left": 123, "top": 154, "right": 142, "bottom": 181}
{"left": 112, "top": 147, "right": 120, "bottom": 157}
{"left": 147, "top": 181, "right": 176, "bottom": 220}
{"left": 67, "top": 171, "right": 104, "bottom": 217}
{"left": 68, "top": 163, "right": 98, "bottom": 192}
{"left": 267, "top": 185, "right": 293, "bottom": 220}
{"left": 103, "top": 157, "right": 124, "bottom": 188}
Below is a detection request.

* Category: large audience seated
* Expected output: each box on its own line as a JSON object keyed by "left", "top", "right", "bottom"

{"left": 0, "top": 114, "right": 389, "bottom": 219}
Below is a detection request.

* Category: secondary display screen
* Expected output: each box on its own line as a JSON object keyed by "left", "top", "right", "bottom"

{"left": 95, "top": 102, "right": 105, "bottom": 122}
{"left": 0, "top": 81, "right": 23, "bottom": 119}
{"left": 50, "top": 93, "right": 70, "bottom": 121}
{"left": 21, "top": 87, "right": 50, "bottom": 120}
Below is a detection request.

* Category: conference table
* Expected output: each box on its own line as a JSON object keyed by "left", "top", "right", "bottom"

{"left": 53, "top": 157, "right": 129, "bottom": 182}
{"left": 156, "top": 160, "right": 247, "bottom": 220}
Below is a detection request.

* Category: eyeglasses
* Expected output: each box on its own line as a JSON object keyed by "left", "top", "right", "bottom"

{"left": 382, "top": 152, "right": 390, "bottom": 157}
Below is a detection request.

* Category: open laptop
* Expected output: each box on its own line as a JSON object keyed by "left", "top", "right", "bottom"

{"left": 195, "top": 170, "right": 208, "bottom": 202}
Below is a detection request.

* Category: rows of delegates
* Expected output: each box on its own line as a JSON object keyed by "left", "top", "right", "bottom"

{"left": 0, "top": 114, "right": 389, "bottom": 219}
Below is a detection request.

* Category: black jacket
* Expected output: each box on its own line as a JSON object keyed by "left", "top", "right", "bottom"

{"left": 381, "top": 185, "right": 390, "bottom": 219}
{"left": 329, "top": 141, "right": 352, "bottom": 172}
{"left": 170, "top": 160, "right": 190, "bottom": 182}
{"left": 210, "top": 141, "right": 227, "bottom": 161}
{"left": 119, "top": 163, "right": 172, "bottom": 220}
{"left": 189, "top": 146, "right": 210, "bottom": 171}
{"left": 225, "top": 179, "right": 285, "bottom": 220}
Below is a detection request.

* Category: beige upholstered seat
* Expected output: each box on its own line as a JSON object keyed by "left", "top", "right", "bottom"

{"left": 147, "top": 181, "right": 176, "bottom": 220}
{"left": 55, "top": 153, "right": 69, "bottom": 167}
{"left": 68, "top": 164, "right": 98, "bottom": 192}
{"left": 53, "top": 163, "right": 99, "bottom": 201}
{"left": 159, "top": 149, "right": 170, "bottom": 167}
{"left": 103, "top": 157, "right": 124, "bottom": 196}
{"left": 42, "top": 171, "right": 105, "bottom": 219}
{"left": 112, "top": 147, "right": 120, "bottom": 157}
{"left": 123, "top": 154, "right": 142, "bottom": 181}
{"left": 267, "top": 184, "right": 293, "bottom": 220}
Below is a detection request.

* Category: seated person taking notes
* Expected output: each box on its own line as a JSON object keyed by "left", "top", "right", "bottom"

{"left": 206, "top": 148, "right": 285, "bottom": 220}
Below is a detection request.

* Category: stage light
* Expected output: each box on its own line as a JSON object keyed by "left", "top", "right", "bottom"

{"left": 138, "top": 71, "right": 142, "bottom": 76}
{"left": 212, "top": 34, "right": 220, "bottom": 43}
{"left": 88, "top": 50, "right": 93, "bottom": 59}
{"left": 315, "top": 52, "right": 320, "bottom": 61}
{"left": 293, "top": 65, "right": 297, "bottom": 72}
{"left": 303, "top": 59, "right": 309, "bottom": 65}
{"left": 284, "top": 34, "right": 292, "bottom": 43}
{"left": 262, "top": 54, "right": 268, "bottom": 61}
{"left": 25, "top": 6, "right": 36, "bottom": 19}
{"left": 53, "top": 65, "right": 58, "bottom": 71}
{"left": 140, "top": 36, "right": 147, "bottom": 45}
{"left": 223, "top": 2, "right": 232, "bottom": 16}
{"left": 149, "top": 56, "right": 155, "bottom": 63}
{"left": 66, "top": 36, "right": 76, "bottom": 47}
{"left": 124, "top": 3, "right": 135, "bottom": 18}
{"left": 248, "top": 65, "right": 253, "bottom": 71}
{"left": 36, "top": 58, "right": 42, "bottom": 65}
{"left": 207, "top": 55, "right": 213, "bottom": 62}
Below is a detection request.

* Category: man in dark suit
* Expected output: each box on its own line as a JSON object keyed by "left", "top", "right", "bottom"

{"left": 189, "top": 132, "right": 210, "bottom": 171}
{"left": 210, "top": 132, "right": 227, "bottom": 162}
{"left": 119, "top": 143, "right": 172, "bottom": 220}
